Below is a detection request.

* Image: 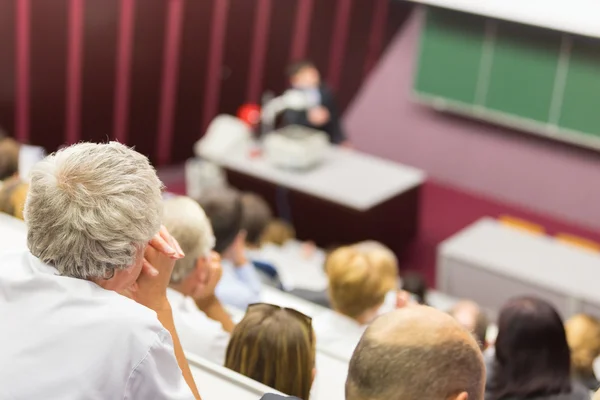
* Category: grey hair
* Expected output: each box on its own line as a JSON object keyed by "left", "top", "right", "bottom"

{"left": 24, "top": 142, "right": 163, "bottom": 279}
{"left": 163, "top": 196, "right": 215, "bottom": 284}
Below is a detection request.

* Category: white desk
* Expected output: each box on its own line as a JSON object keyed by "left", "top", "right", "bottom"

{"left": 200, "top": 144, "right": 425, "bottom": 259}
{"left": 187, "top": 353, "right": 282, "bottom": 400}
{"left": 405, "top": 0, "right": 600, "bottom": 39}
{"left": 200, "top": 144, "right": 425, "bottom": 212}
{"left": 438, "top": 218, "right": 600, "bottom": 319}
{"left": 311, "top": 351, "right": 348, "bottom": 400}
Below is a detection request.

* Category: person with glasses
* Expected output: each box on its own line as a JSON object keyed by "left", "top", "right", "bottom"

{"left": 225, "top": 303, "right": 316, "bottom": 399}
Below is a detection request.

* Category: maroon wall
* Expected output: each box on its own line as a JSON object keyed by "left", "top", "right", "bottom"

{"left": 0, "top": 0, "right": 413, "bottom": 165}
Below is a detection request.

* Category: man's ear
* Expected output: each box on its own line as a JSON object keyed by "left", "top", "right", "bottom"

{"left": 311, "top": 368, "right": 317, "bottom": 384}
{"left": 453, "top": 392, "right": 468, "bottom": 400}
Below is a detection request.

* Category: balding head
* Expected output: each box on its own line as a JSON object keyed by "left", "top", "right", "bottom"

{"left": 346, "top": 306, "right": 485, "bottom": 400}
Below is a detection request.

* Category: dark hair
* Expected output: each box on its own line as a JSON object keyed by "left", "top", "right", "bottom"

{"left": 240, "top": 193, "right": 272, "bottom": 246}
{"left": 0, "top": 137, "right": 20, "bottom": 181}
{"left": 198, "top": 188, "right": 243, "bottom": 254}
{"left": 490, "top": 297, "right": 572, "bottom": 400}
{"left": 286, "top": 60, "right": 317, "bottom": 77}
{"left": 401, "top": 272, "right": 427, "bottom": 305}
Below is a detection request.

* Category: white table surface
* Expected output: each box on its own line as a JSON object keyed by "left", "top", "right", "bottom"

{"left": 200, "top": 144, "right": 425, "bottom": 211}
{"left": 439, "top": 218, "right": 600, "bottom": 306}
{"left": 187, "top": 353, "right": 282, "bottom": 400}
{"left": 406, "top": 0, "right": 600, "bottom": 39}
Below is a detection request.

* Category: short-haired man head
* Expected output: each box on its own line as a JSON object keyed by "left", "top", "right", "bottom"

{"left": 199, "top": 188, "right": 262, "bottom": 310}
{"left": 347, "top": 306, "right": 485, "bottom": 400}
{"left": 0, "top": 142, "right": 200, "bottom": 399}
{"left": 163, "top": 196, "right": 234, "bottom": 364}
{"left": 449, "top": 300, "right": 490, "bottom": 350}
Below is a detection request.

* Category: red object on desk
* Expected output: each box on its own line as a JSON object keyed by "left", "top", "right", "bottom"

{"left": 237, "top": 103, "right": 261, "bottom": 128}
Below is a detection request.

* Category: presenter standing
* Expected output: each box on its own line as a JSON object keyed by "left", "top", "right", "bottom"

{"left": 282, "top": 60, "right": 349, "bottom": 146}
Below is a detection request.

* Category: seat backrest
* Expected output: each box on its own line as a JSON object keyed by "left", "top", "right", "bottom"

{"left": 498, "top": 215, "right": 545, "bottom": 235}
{"left": 187, "top": 353, "right": 284, "bottom": 400}
{"left": 555, "top": 233, "right": 600, "bottom": 253}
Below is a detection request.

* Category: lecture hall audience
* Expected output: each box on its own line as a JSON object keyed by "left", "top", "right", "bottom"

{"left": 227, "top": 303, "right": 316, "bottom": 400}
{"left": 485, "top": 297, "right": 590, "bottom": 400}
{"left": 198, "top": 188, "right": 263, "bottom": 310}
{"left": 163, "top": 196, "right": 234, "bottom": 365}
{"left": 0, "top": 142, "right": 200, "bottom": 399}
{"left": 565, "top": 314, "right": 600, "bottom": 391}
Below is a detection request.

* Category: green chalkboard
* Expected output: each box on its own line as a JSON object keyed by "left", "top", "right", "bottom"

{"left": 415, "top": 8, "right": 485, "bottom": 104}
{"left": 485, "top": 22, "right": 562, "bottom": 123}
{"left": 559, "top": 36, "right": 600, "bottom": 137}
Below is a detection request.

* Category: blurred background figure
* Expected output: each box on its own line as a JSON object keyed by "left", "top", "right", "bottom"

{"left": 449, "top": 300, "right": 490, "bottom": 351}
{"left": 225, "top": 303, "right": 316, "bottom": 400}
{"left": 565, "top": 314, "right": 600, "bottom": 392}
{"left": 0, "top": 136, "right": 20, "bottom": 184}
{"left": 485, "top": 297, "right": 589, "bottom": 400}
{"left": 283, "top": 60, "right": 348, "bottom": 146}
{"left": 401, "top": 271, "right": 428, "bottom": 305}
{"left": 0, "top": 177, "right": 28, "bottom": 220}
{"left": 199, "top": 188, "right": 262, "bottom": 310}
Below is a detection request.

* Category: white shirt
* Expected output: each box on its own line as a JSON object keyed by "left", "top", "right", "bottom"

{"left": 0, "top": 250, "right": 194, "bottom": 400}
{"left": 313, "top": 311, "right": 367, "bottom": 361}
{"left": 166, "top": 288, "right": 230, "bottom": 365}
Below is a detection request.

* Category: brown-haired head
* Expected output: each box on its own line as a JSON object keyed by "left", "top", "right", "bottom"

{"left": 0, "top": 137, "right": 20, "bottom": 181}
{"left": 347, "top": 306, "right": 485, "bottom": 400}
{"left": 326, "top": 242, "right": 398, "bottom": 322}
{"left": 225, "top": 304, "right": 316, "bottom": 399}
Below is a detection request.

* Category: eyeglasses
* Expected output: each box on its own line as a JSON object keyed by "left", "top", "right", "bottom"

{"left": 247, "top": 303, "right": 313, "bottom": 329}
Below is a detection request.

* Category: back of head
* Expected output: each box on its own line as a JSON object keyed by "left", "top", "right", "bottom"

{"left": 25, "top": 142, "right": 163, "bottom": 279}
{"left": 401, "top": 272, "right": 427, "bottom": 305}
{"left": 0, "top": 177, "right": 29, "bottom": 220}
{"left": 346, "top": 306, "right": 485, "bottom": 400}
{"left": 225, "top": 304, "right": 315, "bottom": 399}
{"left": 491, "top": 297, "right": 571, "bottom": 400}
{"left": 449, "top": 300, "right": 489, "bottom": 350}
{"left": 240, "top": 192, "right": 272, "bottom": 247}
{"left": 198, "top": 188, "right": 242, "bottom": 254}
{"left": 163, "top": 196, "right": 215, "bottom": 284}
{"left": 326, "top": 242, "right": 398, "bottom": 319}
{"left": 260, "top": 219, "right": 296, "bottom": 246}
{"left": 0, "top": 137, "right": 20, "bottom": 181}
{"left": 565, "top": 314, "right": 600, "bottom": 378}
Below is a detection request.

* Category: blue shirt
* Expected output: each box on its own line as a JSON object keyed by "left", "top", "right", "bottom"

{"left": 215, "top": 259, "right": 262, "bottom": 310}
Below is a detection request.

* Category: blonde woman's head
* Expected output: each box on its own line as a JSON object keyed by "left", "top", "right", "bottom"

{"left": 225, "top": 304, "right": 316, "bottom": 399}
{"left": 260, "top": 219, "right": 296, "bottom": 246}
{"left": 326, "top": 241, "right": 399, "bottom": 320}
{"left": 565, "top": 314, "right": 600, "bottom": 378}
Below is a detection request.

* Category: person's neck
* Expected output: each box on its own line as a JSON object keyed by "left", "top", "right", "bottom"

{"left": 169, "top": 279, "right": 194, "bottom": 298}
{"left": 334, "top": 308, "right": 371, "bottom": 326}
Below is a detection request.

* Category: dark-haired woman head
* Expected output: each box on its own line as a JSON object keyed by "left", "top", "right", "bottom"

{"left": 487, "top": 297, "right": 588, "bottom": 400}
